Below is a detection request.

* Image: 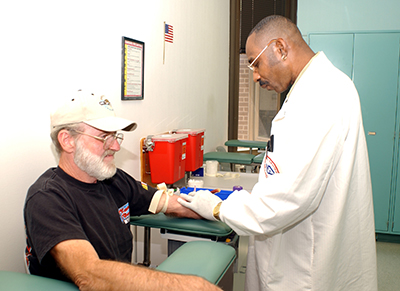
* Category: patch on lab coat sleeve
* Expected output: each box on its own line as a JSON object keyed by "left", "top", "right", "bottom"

{"left": 263, "top": 154, "right": 280, "bottom": 177}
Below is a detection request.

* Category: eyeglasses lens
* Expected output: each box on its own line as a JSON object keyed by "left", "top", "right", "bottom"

{"left": 104, "top": 133, "right": 123, "bottom": 149}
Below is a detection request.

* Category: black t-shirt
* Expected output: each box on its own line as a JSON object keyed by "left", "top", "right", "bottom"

{"left": 24, "top": 166, "right": 156, "bottom": 281}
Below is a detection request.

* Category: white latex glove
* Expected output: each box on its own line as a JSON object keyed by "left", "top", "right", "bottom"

{"left": 178, "top": 190, "right": 222, "bottom": 221}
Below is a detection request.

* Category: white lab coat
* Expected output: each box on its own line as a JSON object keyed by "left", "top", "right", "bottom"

{"left": 220, "top": 52, "right": 377, "bottom": 291}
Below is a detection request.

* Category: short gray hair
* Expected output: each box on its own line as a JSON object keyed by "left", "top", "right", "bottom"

{"left": 50, "top": 123, "right": 84, "bottom": 155}
{"left": 249, "top": 15, "right": 301, "bottom": 45}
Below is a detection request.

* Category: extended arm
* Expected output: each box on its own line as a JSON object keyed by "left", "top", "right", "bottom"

{"left": 50, "top": 239, "right": 221, "bottom": 291}
{"left": 150, "top": 185, "right": 202, "bottom": 219}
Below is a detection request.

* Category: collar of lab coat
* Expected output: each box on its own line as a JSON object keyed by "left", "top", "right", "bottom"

{"left": 285, "top": 51, "right": 321, "bottom": 103}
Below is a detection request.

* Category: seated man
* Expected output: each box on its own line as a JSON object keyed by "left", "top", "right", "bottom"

{"left": 24, "top": 91, "right": 220, "bottom": 291}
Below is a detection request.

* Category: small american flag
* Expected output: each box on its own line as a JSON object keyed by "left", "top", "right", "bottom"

{"left": 165, "top": 24, "right": 173, "bottom": 43}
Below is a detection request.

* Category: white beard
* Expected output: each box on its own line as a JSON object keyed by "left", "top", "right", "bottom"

{"left": 74, "top": 139, "right": 117, "bottom": 181}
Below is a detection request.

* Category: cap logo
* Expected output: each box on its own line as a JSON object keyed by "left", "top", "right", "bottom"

{"left": 99, "top": 96, "right": 113, "bottom": 112}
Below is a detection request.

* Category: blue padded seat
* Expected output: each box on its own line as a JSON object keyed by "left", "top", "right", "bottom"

{"left": 130, "top": 213, "right": 232, "bottom": 237}
{"left": 156, "top": 241, "right": 236, "bottom": 284}
{"left": 0, "top": 271, "right": 79, "bottom": 291}
{"left": 252, "top": 152, "right": 266, "bottom": 164}
{"left": 224, "top": 139, "right": 267, "bottom": 150}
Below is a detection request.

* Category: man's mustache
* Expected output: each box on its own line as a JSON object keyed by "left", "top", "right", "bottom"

{"left": 102, "top": 150, "right": 116, "bottom": 159}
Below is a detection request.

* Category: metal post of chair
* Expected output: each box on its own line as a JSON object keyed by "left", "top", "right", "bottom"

{"left": 142, "top": 227, "right": 151, "bottom": 267}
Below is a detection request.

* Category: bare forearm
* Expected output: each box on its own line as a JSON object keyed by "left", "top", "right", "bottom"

{"left": 163, "top": 194, "right": 203, "bottom": 219}
{"left": 74, "top": 260, "right": 221, "bottom": 291}
{"left": 51, "top": 240, "right": 219, "bottom": 291}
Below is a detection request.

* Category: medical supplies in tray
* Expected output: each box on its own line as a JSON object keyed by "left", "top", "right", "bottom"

{"left": 179, "top": 187, "right": 233, "bottom": 200}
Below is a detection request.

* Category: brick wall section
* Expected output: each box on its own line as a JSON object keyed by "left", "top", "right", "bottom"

{"left": 238, "top": 54, "right": 250, "bottom": 140}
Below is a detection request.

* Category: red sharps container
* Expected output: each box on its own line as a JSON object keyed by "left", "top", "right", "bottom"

{"left": 149, "top": 134, "right": 188, "bottom": 184}
{"left": 174, "top": 129, "right": 205, "bottom": 172}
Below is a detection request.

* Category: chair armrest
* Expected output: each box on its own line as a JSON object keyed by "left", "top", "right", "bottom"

{"left": 156, "top": 241, "right": 236, "bottom": 284}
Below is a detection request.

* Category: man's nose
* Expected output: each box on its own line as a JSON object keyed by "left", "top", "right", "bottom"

{"left": 108, "top": 139, "right": 121, "bottom": 151}
{"left": 253, "top": 70, "right": 261, "bottom": 83}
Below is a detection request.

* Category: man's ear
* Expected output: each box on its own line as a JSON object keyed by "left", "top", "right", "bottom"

{"left": 58, "top": 130, "right": 76, "bottom": 154}
{"left": 274, "top": 38, "right": 288, "bottom": 60}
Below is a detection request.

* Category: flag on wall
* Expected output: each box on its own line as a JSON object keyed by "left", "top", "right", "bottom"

{"left": 164, "top": 23, "right": 173, "bottom": 43}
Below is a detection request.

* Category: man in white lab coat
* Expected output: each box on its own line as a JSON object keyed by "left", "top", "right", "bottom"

{"left": 179, "top": 15, "right": 378, "bottom": 291}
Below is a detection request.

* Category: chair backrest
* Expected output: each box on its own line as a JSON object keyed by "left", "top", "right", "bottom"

{"left": 216, "top": 146, "right": 231, "bottom": 171}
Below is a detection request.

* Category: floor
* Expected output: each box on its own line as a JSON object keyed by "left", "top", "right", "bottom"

{"left": 232, "top": 239, "right": 400, "bottom": 291}
{"left": 376, "top": 241, "right": 400, "bottom": 291}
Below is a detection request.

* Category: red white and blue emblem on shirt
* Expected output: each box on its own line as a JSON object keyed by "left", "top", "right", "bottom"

{"left": 264, "top": 155, "right": 280, "bottom": 177}
{"left": 118, "top": 202, "right": 130, "bottom": 224}
{"left": 263, "top": 135, "right": 280, "bottom": 177}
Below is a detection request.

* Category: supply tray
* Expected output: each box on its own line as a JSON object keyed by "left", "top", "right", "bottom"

{"left": 179, "top": 187, "right": 232, "bottom": 200}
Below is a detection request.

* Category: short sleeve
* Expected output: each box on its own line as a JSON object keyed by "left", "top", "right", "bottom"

{"left": 25, "top": 190, "right": 87, "bottom": 263}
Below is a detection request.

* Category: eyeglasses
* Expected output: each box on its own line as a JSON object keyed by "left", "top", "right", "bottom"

{"left": 248, "top": 39, "right": 277, "bottom": 71}
{"left": 73, "top": 130, "right": 124, "bottom": 149}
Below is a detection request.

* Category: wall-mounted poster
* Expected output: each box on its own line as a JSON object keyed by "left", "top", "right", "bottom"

{"left": 121, "top": 37, "right": 144, "bottom": 100}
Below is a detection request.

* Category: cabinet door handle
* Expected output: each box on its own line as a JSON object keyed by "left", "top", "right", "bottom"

{"left": 368, "top": 132, "right": 376, "bottom": 136}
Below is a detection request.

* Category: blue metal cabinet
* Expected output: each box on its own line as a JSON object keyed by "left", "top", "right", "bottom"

{"left": 309, "top": 32, "right": 400, "bottom": 234}
{"left": 309, "top": 33, "right": 354, "bottom": 78}
{"left": 394, "top": 180, "right": 400, "bottom": 233}
{"left": 353, "top": 33, "right": 400, "bottom": 233}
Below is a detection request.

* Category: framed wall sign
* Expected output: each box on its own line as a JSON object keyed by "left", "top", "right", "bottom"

{"left": 121, "top": 37, "right": 145, "bottom": 100}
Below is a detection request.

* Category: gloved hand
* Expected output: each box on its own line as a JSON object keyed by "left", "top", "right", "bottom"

{"left": 178, "top": 190, "right": 222, "bottom": 221}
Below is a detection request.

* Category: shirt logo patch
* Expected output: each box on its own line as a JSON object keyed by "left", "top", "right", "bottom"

{"left": 118, "top": 202, "right": 130, "bottom": 224}
{"left": 141, "top": 182, "right": 148, "bottom": 190}
{"left": 264, "top": 155, "right": 280, "bottom": 178}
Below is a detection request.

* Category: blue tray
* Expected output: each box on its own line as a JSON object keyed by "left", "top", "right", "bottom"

{"left": 180, "top": 187, "right": 232, "bottom": 200}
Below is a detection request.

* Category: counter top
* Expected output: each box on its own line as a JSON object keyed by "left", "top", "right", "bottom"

{"left": 191, "top": 171, "right": 259, "bottom": 192}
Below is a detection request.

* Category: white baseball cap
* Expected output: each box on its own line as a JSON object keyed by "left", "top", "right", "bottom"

{"left": 50, "top": 90, "right": 137, "bottom": 132}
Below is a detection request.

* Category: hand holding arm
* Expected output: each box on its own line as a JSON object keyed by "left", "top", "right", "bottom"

{"left": 148, "top": 183, "right": 202, "bottom": 219}
{"left": 178, "top": 190, "right": 222, "bottom": 221}
{"left": 163, "top": 194, "right": 203, "bottom": 219}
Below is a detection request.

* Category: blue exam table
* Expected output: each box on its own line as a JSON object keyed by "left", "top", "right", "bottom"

{"left": 131, "top": 187, "right": 237, "bottom": 285}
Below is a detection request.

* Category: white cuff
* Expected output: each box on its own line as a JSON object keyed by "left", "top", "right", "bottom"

{"left": 148, "top": 190, "right": 164, "bottom": 213}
